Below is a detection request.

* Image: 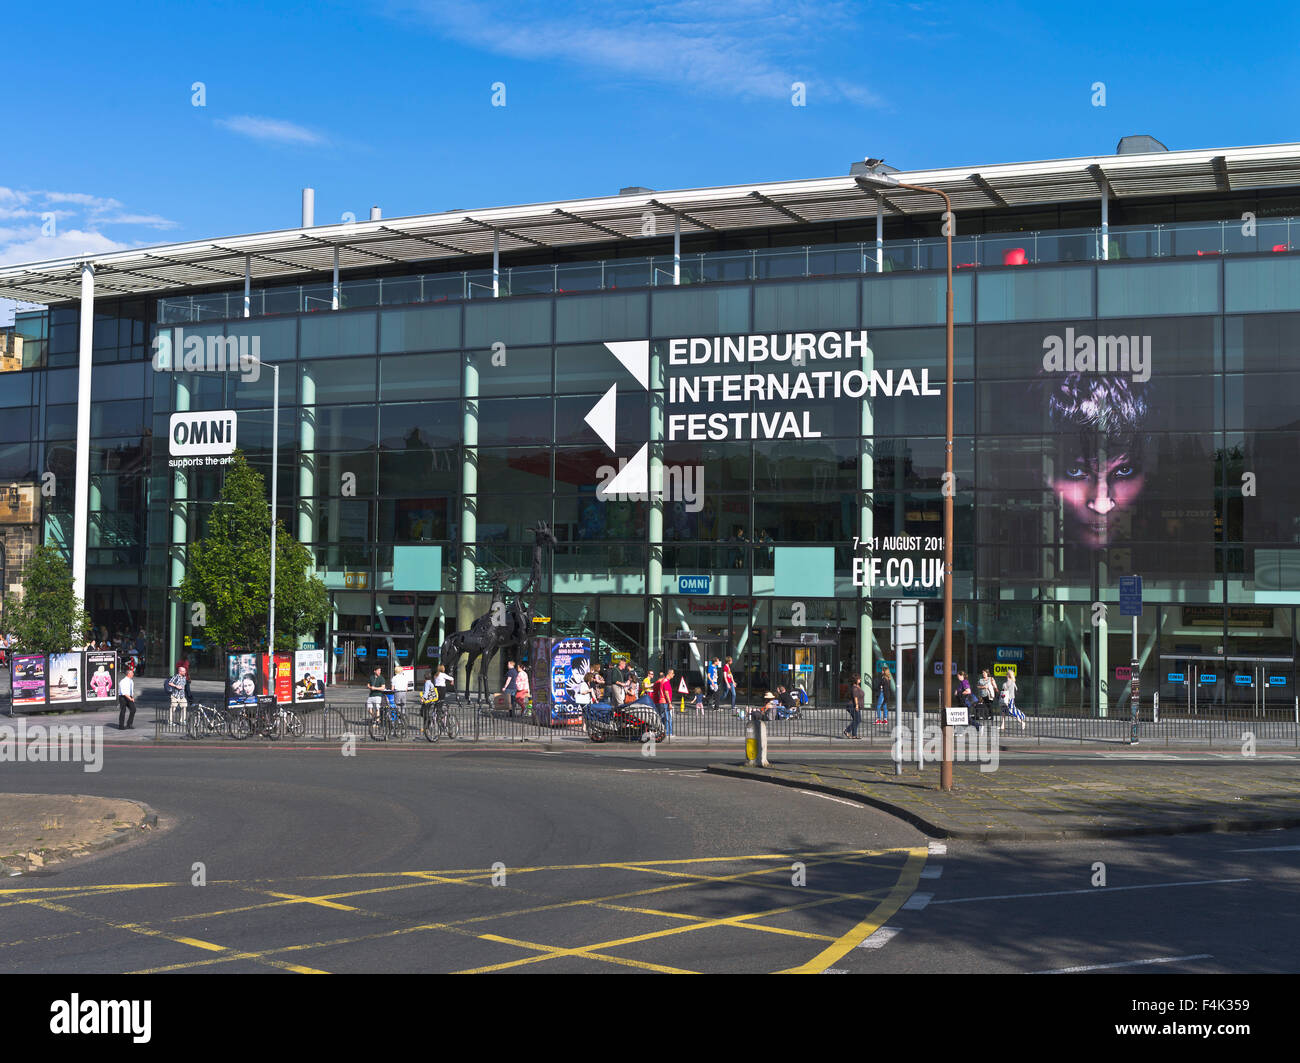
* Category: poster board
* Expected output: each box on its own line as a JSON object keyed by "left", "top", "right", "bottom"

{"left": 11, "top": 654, "right": 47, "bottom": 708}
{"left": 225, "top": 652, "right": 262, "bottom": 711}
{"left": 85, "top": 651, "right": 118, "bottom": 704}
{"left": 47, "top": 651, "right": 84, "bottom": 706}
{"left": 293, "top": 649, "right": 326, "bottom": 705}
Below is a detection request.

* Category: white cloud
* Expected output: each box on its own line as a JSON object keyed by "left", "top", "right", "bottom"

{"left": 0, "top": 228, "right": 130, "bottom": 267}
{"left": 217, "top": 115, "right": 327, "bottom": 145}
{"left": 396, "top": 0, "right": 884, "bottom": 107}
{"left": 96, "top": 213, "right": 182, "bottom": 229}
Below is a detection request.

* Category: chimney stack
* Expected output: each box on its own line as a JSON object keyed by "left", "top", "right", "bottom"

{"left": 301, "top": 188, "right": 315, "bottom": 228}
{"left": 370, "top": 206, "right": 382, "bottom": 221}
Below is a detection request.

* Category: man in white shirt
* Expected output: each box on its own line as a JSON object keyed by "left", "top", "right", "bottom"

{"left": 390, "top": 663, "right": 411, "bottom": 713}
{"left": 118, "top": 665, "right": 137, "bottom": 730}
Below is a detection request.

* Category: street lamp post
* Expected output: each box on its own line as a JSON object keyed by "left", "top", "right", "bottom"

{"left": 857, "top": 167, "right": 956, "bottom": 791}
{"left": 250, "top": 359, "right": 281, "bottom": 661}
{"left": 268, "top": 361, "right": 279, "bottom": 660}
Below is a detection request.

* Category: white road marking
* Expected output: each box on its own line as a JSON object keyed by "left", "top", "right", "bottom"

{"left": 902, "top": 892, "right": 933, "bottom": 910}
{"left": 931, "top": 877, "right": 1249, "bottom": 905}
{"left": 1228, "top": 844, "right": 1300, "bottom": 852}
{"left": 919, "top": 865, "right": 943, "bottom": 879}
{"left": 927, "top": 841, "right": 947, "bottom": 855}
{"left": 857, "top": 926, "right": 902, "bottom": 950}
{"left": 823, "top": 968, "right": 849, "bottom": 974}
{"left": 797, "top": 790, "right": 863, "bottom": 808}
{"left": 1034, "top": 954, "right": 1213, "bottom": 974}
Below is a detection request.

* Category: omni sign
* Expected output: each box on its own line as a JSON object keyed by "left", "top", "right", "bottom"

{"left": 169, "top": 411, "right": 238, "bottom": 457}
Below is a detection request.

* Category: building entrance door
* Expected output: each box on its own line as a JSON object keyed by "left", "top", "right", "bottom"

{"left": 768, "top": 635, "right": 837, "bottom": 710}
{"left": 1158, "top": 655, "right": 1293, "bottom": 717}
{"left": 662, "top": 631, "right": 729, "bottom": 705}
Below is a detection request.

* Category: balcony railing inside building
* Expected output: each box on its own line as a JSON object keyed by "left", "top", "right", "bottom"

{"left": 153, "top": 216, "right": 1300, "bottom": 325}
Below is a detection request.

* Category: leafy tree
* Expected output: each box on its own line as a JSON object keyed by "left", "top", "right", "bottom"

{"left": 177, "top": 452, "right": 328, "bottom": 651}
{"left": 1, "top": 544, "right": 92, "bottom": 652}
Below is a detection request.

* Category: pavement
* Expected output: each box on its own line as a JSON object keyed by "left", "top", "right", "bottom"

{"left": 707, "top": 757, "right": 1300, "bottom": 842}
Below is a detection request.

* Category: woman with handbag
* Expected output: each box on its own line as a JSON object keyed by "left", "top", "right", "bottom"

{"left": 954, "top": 670, "right": 980, "bottom": 731}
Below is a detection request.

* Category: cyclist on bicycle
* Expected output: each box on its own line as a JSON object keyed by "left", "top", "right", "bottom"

{"left": 366, "top": 666, "right": 388, "bottom": 722}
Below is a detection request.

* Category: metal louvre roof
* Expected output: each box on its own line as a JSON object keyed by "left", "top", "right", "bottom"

{"left": 3, "top": 141, "right": 1299, "bottom": 305}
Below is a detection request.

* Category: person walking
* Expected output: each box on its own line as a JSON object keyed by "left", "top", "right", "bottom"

{"left": 722, "top": 656, "right": 737, "bottom": 714}
{"left": 501, "top": 659, "right": 519, "bottom": 716}
{"left": 954, "top": 669, "right": 979, "bottom": 730}
{"left": 513, "top": 665, "right": 531, "bottom": 716}
{"left": 117, "top": 663, "right": 137, "bottom": 731}
{"left": 843, "top": 675, "right": 864, "bottom": 739}
{"left": 978, "top": 669, "right": 998, "bottom": 727}
{"left": 656, "top": 668, "right": 675, "bottom": 736}
{"left": 705, "top": 656, "right": 720, "bottom": 709}
{"left": 165, "top": 662, "right": 190, "bottom": 726}
{"left": 1002, "top": 667, "right": 1026, "bottom": 729}
{"left": 874, "top": 664, "right": 895, "bottom": 724}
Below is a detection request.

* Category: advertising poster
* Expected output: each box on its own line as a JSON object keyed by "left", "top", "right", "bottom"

{"left": 548, "top": 636, "right": 592, "bottom": 725}
{"left": 225, "top": 652, "right": 262, "bottom": 711}
{"left": 47, "top": 651, "right": 84, "bottom": 706}
{"left": 293, "top": 649, "right": 326, "bottom": 705}
{"left": 85, "top": 652, "right": 118, "bottom": 703}
{"left": 273, "top": 654, "right": 294, "bottom": 704}
{"left": 11, "top": 654, "right": 47, "bottom": 708}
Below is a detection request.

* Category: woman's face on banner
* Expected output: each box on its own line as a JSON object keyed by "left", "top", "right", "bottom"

{"left": 1050, "top": 448, "right": 1145, "bottom": 548}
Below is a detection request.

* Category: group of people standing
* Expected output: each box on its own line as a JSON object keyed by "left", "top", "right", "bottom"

{"left": 954, "top": 667, "right": 1025, "bottom": 729}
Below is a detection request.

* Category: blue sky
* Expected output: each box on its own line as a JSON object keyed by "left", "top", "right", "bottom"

{"left": 3, "top": 0, "right": 1298, "bottom": 322}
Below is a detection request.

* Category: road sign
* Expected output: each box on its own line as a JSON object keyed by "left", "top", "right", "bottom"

{"left": 890, "top": 599, "right": 922, "bottom": 650}
{"left": 1119, "top": 575, "right": 1142, "bottom": 617}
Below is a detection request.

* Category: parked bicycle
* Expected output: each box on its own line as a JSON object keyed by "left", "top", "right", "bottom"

{"left": 369, "top": 696, "right": 408, "bottom": 741}
{"left": 186, "top": 702, "right": 231, "bottom": 740}
{"left": 421, "top": 698, "right": 459, "bottom": 742}
{"left": 230, "top": 699, "right": 295, "bottom": 740}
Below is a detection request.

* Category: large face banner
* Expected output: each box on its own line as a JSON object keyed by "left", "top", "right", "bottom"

{"left": 1038, "top": 361, "right": 1151, "bottom": 551}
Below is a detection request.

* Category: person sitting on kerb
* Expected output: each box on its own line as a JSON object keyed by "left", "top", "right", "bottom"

{"left": 1042, "top": 372, "right": 1150, "bottom": 550}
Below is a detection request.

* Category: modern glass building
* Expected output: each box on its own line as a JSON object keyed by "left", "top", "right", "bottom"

{"left": 4, "top": 140, "right": 1300, "bottom": 715}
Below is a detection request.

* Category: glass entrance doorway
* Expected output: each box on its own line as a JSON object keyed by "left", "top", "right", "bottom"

{"left": 1158, "top": 655, "right": 1294, "bottom": 717}
{"left": 768, "top": 635, "right": 837, "bottom": 710}
{"left": 662, "top": 632, "right": 729, "bottom": 705}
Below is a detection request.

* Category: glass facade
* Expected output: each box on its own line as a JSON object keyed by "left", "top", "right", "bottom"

{"left": 11, "top": 199, "right": 1300, "bottom": 715}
